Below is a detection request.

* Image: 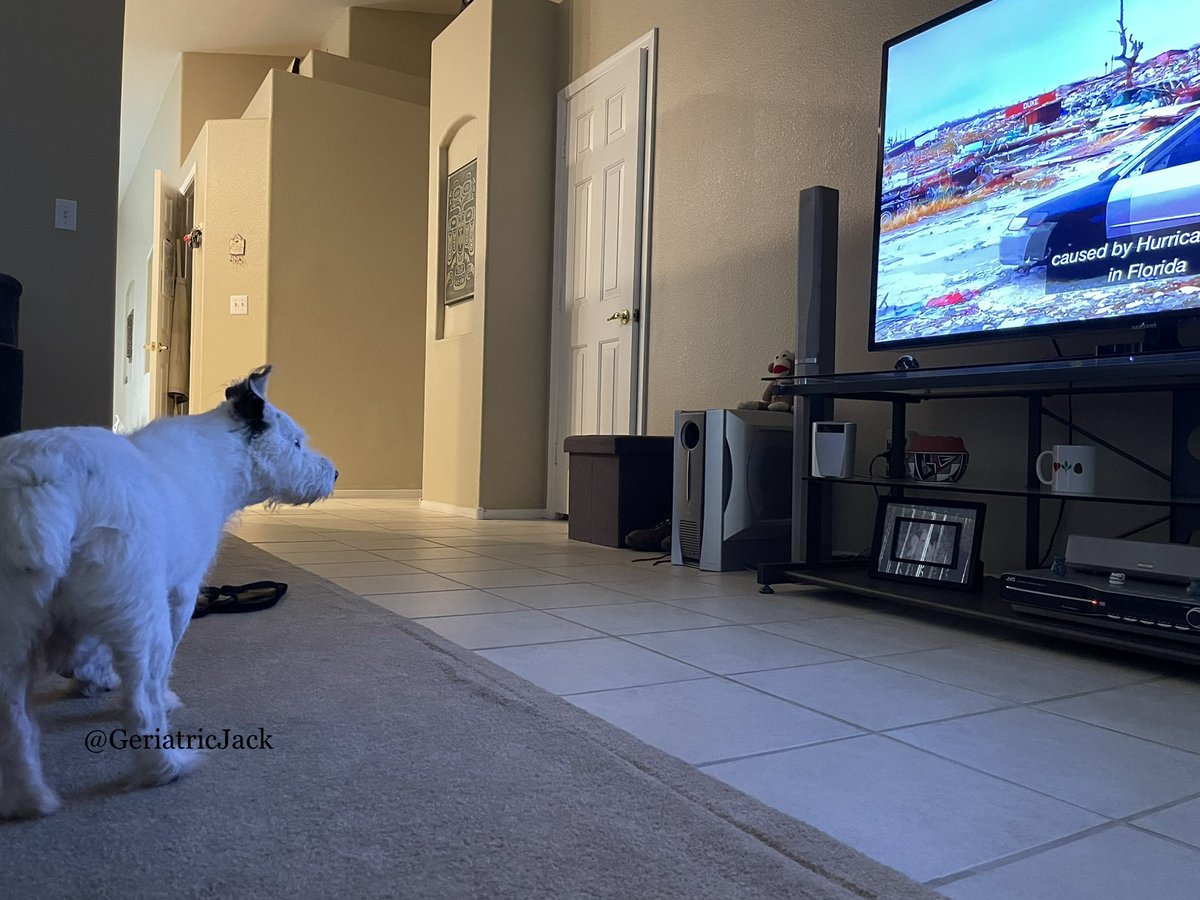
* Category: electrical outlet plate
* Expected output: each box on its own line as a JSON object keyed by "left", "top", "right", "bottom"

{"left": 55, "top": 198, "right": 77, "bottom": 231}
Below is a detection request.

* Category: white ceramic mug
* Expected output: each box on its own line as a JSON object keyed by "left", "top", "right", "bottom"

{"left": 1036, "top": 444, "right": 1096, "bottom": 494}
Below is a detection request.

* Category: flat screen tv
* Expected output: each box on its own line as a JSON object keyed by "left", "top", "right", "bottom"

{"left": 871, "top": 0, "right": 1200, "bottom": 351}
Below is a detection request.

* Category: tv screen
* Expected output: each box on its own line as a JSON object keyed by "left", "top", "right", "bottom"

{"left": 871, "top": 0, "right": 1200, "bottom": 349}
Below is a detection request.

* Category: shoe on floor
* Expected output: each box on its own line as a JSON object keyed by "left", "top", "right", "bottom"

{"left": 625, "top": 518, "right": 671, "bottom": 551}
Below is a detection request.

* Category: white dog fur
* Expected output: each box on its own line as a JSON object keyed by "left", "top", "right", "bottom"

{"left": 0, "top": 365, "right": 336, "bottom": 818}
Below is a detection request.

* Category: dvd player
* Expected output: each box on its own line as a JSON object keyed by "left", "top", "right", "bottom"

{"left": 1002, "top": 569, "right": 1200, "bottom": 642}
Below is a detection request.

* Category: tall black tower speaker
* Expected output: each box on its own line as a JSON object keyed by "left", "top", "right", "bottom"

{"left": 792, "top": 186, "right": 839, "bottom": 562}
{"left": 797, "top": 186, "right": 839, "bottom": 376}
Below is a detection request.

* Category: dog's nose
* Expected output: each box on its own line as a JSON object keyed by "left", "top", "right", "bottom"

{"left": 334, "top": 470, "right": 340, "bottom": 481}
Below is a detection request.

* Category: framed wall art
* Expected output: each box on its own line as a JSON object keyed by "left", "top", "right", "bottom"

{"left": 444, "top": 158, "right": 477, "bottom": 305}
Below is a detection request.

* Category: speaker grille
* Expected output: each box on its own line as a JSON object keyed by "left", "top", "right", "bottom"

{"left": 678, "top": 519, "right": 701, "bottom": 560}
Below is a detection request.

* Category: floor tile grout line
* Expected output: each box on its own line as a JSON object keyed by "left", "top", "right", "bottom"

{"left": 1015, "top": 702, "right": 1200, "bottom": 760}
{"left": 869, "top": 728, "right": 1191, "bottom": 820}
{"left": 865, "top": 654, "right": 1168, "bottom": 707}
{"left": 691, "top": 731, "right": 888, "bottom": 770}
{"left": 242, "top": 506, "right": 1200, "bottom": 889}
{"left": 923, "top": 820, "right": 1123, "bottom": 889}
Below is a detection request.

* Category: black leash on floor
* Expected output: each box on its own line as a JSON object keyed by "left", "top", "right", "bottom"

{"left": 632, "top": 552, "right": 694, "bottom": 567}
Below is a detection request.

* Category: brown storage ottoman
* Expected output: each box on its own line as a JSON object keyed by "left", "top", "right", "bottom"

{"left": 563, "top": 435, "right": 674, "bottom": 548}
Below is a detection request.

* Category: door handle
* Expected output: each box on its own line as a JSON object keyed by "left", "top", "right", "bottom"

{"left": 143, "top": 341, "right": 169, "bottom": 352}
{"left": 606, "top": 308, "right": 632, "bottom": 325}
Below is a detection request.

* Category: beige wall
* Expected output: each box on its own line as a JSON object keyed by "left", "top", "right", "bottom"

{"left": 180, "top": 53, "right": 291, "bottom": 168}
{"left": 264, "top": 71, "right": 430, "bottom": 490}
{"left": 183, "top": 119, "right": 270, "bottom": 412}
{"left": 1, "top": 0, "right": 124, "bottom": 429}
{"left": 342, "top": 7, "right": 454, "bottom": 77}
{"left": 562, "top": 0, "right": 988, "bottom": 426}
{"left": 114, "top": 52, "right": 290, "bottom": 432}
{"left": 423, "top": 0, "right": 562, "bottom": 514}
{"left": 301, "top": 50, "right": 431, "bottom": 106}
{"left": 114, "top": 61, "right": 182, "bottom": 433}
{"left": 478, "top": 0, "right": 564, "bottom": 510}
{"left": 423, "top": 1, "right": 493, "bottom": 510}
{"left": 559, "top": 0, "right": 1171, "bottom": 568}
{"left": 318, "top": 9, "right": 352, "bottom": 58}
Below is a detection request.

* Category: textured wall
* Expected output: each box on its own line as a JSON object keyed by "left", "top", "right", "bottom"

{"left": 113, "top": 62, "right": 181, "bottom": 433}
{"left": 562, "top": 0, "right": 995, "bottom": 434}
{"left": 422, "top": 0, "right": 563, "bottom": 514}
{"left": 266, "top": 72, "right": 430, "bottom": 490}
{"left": 179, "top": 53, "right": 291, "bottom": 170}
{"left": 423, "top": 1, "right": 492, "bottom": 510}
{"left": 0, "top": 0, "right": 124, "bottom": 429}
{"left": 560, "top": 0, "right": 1171, "bottom": 568}
{"left": 343, "top": 8, "right": 454, "bottom": 78}
{"left": 183, "top": 119, "right": 270, "bottom": 413}
{"left": 113, "top": 53, "right": 289, "bottom": 432}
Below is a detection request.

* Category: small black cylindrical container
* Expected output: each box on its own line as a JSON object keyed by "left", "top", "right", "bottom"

{"left": 0, "top": 272, "right": 20, "bottom": 347}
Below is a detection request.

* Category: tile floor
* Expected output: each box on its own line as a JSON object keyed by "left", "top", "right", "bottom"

{"left": 231, "top": 498, "right": 1200, "bottom": 897}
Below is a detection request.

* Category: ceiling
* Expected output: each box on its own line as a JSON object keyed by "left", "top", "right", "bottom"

{"left": 119, "top": 0, "right": 463, "bottom": 199}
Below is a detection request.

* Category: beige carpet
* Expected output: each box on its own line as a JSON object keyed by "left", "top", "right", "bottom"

{"left": 0, "top": 536, "right": 941, "bottom": 899}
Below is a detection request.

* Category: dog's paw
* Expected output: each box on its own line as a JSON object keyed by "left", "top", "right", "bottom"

{"left": 163, "top": 689, "right": 183, "bottom": 711}
{"left": 124, "top": 748, "right": 205, "bottom": 790}
{"left": 0, "top": 785, "right": 63, "bottom": 820}
{"left": 77, "top": 677, "right": 118, "bottom": 698}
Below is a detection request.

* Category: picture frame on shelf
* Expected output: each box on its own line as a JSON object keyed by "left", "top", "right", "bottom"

{"left": 869, "top": 497, "right": 986, "bottom": 592}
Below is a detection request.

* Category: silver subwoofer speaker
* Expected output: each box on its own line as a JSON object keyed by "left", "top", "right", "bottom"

{"left": 672, "top": 411, "right": 706, "bottom": 564}
{"left": 671, "top": 409, "right": 792, "bottom": 572}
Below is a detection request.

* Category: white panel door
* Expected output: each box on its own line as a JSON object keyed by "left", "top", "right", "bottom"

{"left": 552, "top": 47, "right": 648, "bottom": 514}
{"left": 147, "top": 169, "right": 181, "bottom": 420}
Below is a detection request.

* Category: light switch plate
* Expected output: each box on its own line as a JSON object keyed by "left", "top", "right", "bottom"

{"left": 230, "top": 295, "right": 249, "bottom": 315}
{"left": 55, "top": 198, "right": 77, "bottom": 231}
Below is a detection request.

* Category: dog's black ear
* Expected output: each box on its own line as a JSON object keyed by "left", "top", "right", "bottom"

{"left": 225, "top": 376, "right": 268, "bottom": 436}
{"left": 247, "top": 364, "right": 272, "bottom": 400}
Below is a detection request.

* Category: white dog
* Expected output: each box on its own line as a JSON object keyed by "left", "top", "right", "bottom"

{"left": 0, "top": 365, "right": 336, "bottom": 818}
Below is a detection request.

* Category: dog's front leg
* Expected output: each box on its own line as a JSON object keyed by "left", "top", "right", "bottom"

{"left": 104, "top": 605, "right": 202, "bottom": 789}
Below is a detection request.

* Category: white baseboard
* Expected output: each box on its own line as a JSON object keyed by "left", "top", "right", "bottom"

{"left": 478, "top": 507, "right": 549, "bottom": 520}
{"left": 333, "top": 489, "right": 422, "bottom": 500}
{"left": 419, "top": 499, "right": 549, "bottom": 520}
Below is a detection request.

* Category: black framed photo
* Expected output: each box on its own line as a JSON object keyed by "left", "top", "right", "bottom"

{"left": 869, "top": 497, "right": 986, "bottom": 592}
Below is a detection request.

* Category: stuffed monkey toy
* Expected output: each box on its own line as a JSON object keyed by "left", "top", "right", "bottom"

{"left": 737, "top": 350, "right": 796, "bottom": 412}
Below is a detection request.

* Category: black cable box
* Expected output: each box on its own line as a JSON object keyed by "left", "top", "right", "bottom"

{"left": 1001, "top": 569, "right": 1200, "bottom": 643}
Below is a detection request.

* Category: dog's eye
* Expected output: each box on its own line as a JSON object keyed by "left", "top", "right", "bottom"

{"left": 293, "top": 440, "right": 301, "bottom": 448}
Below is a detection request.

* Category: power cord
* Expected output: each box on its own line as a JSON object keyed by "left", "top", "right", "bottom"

{"left": 868, "top": 451, "right": 890, "bottom": 500}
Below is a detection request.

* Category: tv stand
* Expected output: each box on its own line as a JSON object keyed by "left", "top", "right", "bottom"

{"left": 758, "top": 352, "right": 1200, "bottom": 665}
{"left": 1095, "top": 319, "right": 1191, "bottom": 358}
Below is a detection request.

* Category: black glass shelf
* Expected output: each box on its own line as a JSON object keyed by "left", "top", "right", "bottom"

{"left": 773, "top": 353, "right": 1200, "bottom": 664}
{"left": 780, "top": 350, "right": 1200, "bottom": 400}
{"left": 805, "top": 474, "right": 1200, "bottom": 508}
{"left": 766, "top": 563, "right": 1200, "bottom": 666}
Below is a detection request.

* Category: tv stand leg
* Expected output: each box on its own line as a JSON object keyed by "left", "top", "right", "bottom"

{"left": 1171, "top": 389, "right": 1200, "bottom": 543}
{"left": 757, "top": 561, "right": 795, "bottom": 591}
